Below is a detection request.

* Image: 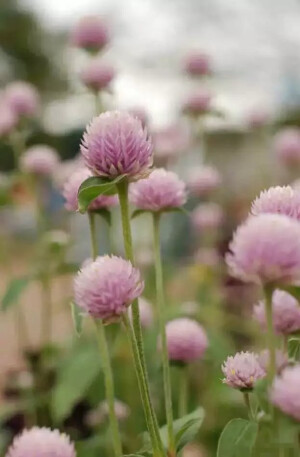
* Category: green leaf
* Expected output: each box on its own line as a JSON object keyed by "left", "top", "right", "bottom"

{"left": 131, "top": 209, "right": 149, "bottom": 219}
{"left": 279, "top": 286, "right": 300, "bottom": 302}
{"left": 288, "top": 337, "right": 300, "bottom": 361}
{"left": 92, "top": 208, "right": 112, "bottom": 225}
{"left": 70, "top": 302, "right": 83, "bottom": 336}
{"left": 2, "top": 277, "right": 31, "bottom": 311}
{"left": 217, "top": 418, "right": 258, "bottom": 457}
{"left": 254, "top": 378, "right": 270, "bottom": 413}
{"left": 78, "top": 175, "right": 125, "bottom": 213}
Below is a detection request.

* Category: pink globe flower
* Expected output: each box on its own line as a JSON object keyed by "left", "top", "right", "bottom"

{"left": 226, "top": 214, "right": 300, "bottom": 285}
{"left": 271, "top": 365, "right": 300, "bottom": 421}
{"left": 4, "top": 81, "right": 39, "bottom": 117}
{"left": 222, "top": 351, "right": 265, "bottom": 389}
{"left": 253, "top": 290, "right": 300, "bottom": 335}
{"left": 184, "top": 52, "right": 211, "bottom": 77}
{"left": 70, "top": 16, "right": 109, "bottom": 52}
{"left": 153, "top": 125, "right": 190, "bottom": 163}
{"left": 81, "top": 111, "right": 153, "bottom": 179}
{"left": 251, "top": 186, "right": 300, "bottom": 220}
{"left": 74, "top": 255, "right": 144, "bottom": 322}
{"left": 183, "top": 91, "right": 211, "bottom": 116}
{"left": 80, "top": 60, "right": 114, "bottom": 92}
{"left": 129, "top": 168, "right": 187, "bottom": 212}
{"left": 188, "top": 165, "right": 221, "bottom": 196}
{"left": 5, "top": 427, "right": 75, "bottom": 457}
{"left": 274, "top": 128, "right": 300, "bottom": 166}
{"left": 165, "top": 318, "right": 208, "bottom": 363}
{"left": 247, "top": 109, "right": 269, "bottom": 129}
{"left": 63, "top": 167, "right": 118, "bottom": 212}
{"left": 20, "top": 145, "right": 59, "bottom": 176}
{"left": 191, "top": 203, "right": 223, "bottom": 231}
{"left": 258, "top": 349, "right": 288, "bottom": 374}
{"left": 129, "top": 296, "right": 153, "bottom": 328}
{"left": 0, "top": 103, "right": 18, "bottom": 137}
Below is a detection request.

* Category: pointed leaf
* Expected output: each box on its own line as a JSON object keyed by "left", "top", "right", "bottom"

{"left": 217, "top": 418, "right": 258, "bottom": 457}
{"left": 2, "top": 277, "right": 31, "bottom": 311}
{"left": 78, "top": 175, "right": 125, "bottom": 213}
{"left": 92, "top": 208, "right": 111, "bottom": 225}
{"left": 131, "top": 209, "right": 149, "bottom": 219}
{"left": 70, "top": 302, "right": 83, "bottom": 336}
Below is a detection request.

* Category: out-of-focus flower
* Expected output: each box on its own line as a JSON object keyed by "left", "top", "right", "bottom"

{"left": 292, "top": 179, "right": 300, "bottom": 192}
{"left": 165, "top": 318, "right": 208, "bottom": 363}
{"left": 80, "top": 60, "right": 114, "bottom": 92}
{"left": 254, "top": 290, "right": 300, "bottom": 335}
{"left": 226, "top": 214, "right": 300, "bottom": 285}
{"left": 274, "top": 128, "right": 300, "bottom": 166}
{"left": 129, "top": 296, "right": 153, "bottom": 328}
{"left": 4, "top": 81, "right": 39, "bottom": 118}
{"left": 187, "top": 165, "right": 221, "bottom": 196}
{"left": 183, "top": 91, "right": 211, "bottom": 116}
{"left": 153, "top": 125, "right": 190, "bottom": 164}
{"left": 182, "top": 443, "right": 207, "bottom": 457}
{"left": 63, "top": 167, "right": 118, "bottom": 212}
{"left": 70, "top": 16, "right": 109, "bottom": 52}
{"left": 74, "top": 255, "right": 144, "bottom": 322}
{"left": 81, "top": 111, "right": 153, "bottom": 179}
{"left": 5, "top": 427, "right": 75, "bottom": 457}
{"left": 251, "top": 186, "right": 300, "bottom": 220}
{"left": 271, "top": 365, "right": 300, "bottom": 421}
{"left": 128, "top": 108, "right": 148, "bottom": 128}
{"left": 247, "top": 109, "right": 269, "bottom": 129}
{"left": 130, "top": 168, "right": 186, "bottom": 212}
{"left": 0, "top": 103, "right": 18, "bottom": 137}
{"left": 52, "top": 157, "right": 83, "bottom": 190}
{"left": 86, "top": 399, "right": 130, "bottom": 427}
{"left": 191, "top": 203, "right": 223, "bottom": 231}
{"left": 20, "top": 145, "right": 59, "bottom": 176}
{"left": 222, "top": 351, "right": 265, "bottom": 389}
{"left": 184, "top": 52, "right": 211, "bottom": 77}
{"left": 194, "top": 247, "right": 221, "bottom": 267}
{"left": 258, "top": 349, "right": 288, "bottom": 374}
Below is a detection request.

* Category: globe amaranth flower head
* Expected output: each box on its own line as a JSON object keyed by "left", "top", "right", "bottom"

{"left": 63, "top": 167, "right": 118, "bottom": 212}
{"left": 271, "top": 364, "right": 300, "bottom": 421}
{"left": 226, "top": 214, "right": 300, "bottom": 285}
{"left": 251, "top": 186, "right": 300, "bottom": 220}
{"left": 153, "top": 125, "right": 190, "bottom": 164}
{"left": 129, "top": 168, "right": 187, "bottom": 212}
{"left": 129, "top": 296, "right": 153, "bottom": 328}
{"left": 183, "top": 90, "right": 211, "bottom": 116}
{"left": 0, "top": 103, "right": 18, "bottom": 137}
{"left": 74, "top": 255, "right": 144, "bottom": 322}
{"left": 274, "top": 128, "right": 300, "bottom": 166}
{"left": 4, "top": 81, "right": 39, "bottom": 118}
{"left": 164, "top": 318, "right": 208, "bottom": 363}
{"left": 258, "top": 349, "right": 288, "bottom": 374}
{"left": 81, "top": 111, "right": 153, "bottom": 179}
{"left": 80, "top": 60, "right": 114, "bottom": 92}
{"left": 5, "top": 427, "right": 75, "bottom": 457}
{"left": 70, "top": 16, "right": 109, "bottom": 52}
{"left": 20, "top": 145, "right": 60, "bottom": 176}
{"left": 184, "top": 52, "right": 211, "bottom": 77}
{"left": 188, "top": 165, "right": 221, "bottom": 196}
{"left": 222, "top": 351, "right": 265, "bottom": 389}
{"left": 191, "top": 203, "right": 223, "bottom": 231}
{"left": 254, "top": 290, "right": 300, "bottom": 335}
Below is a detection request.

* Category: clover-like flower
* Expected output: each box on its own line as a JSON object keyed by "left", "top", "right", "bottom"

{"left": 222, "top": 351, "right": 265, "bottom": 389}
{"left": 271, "top": 365, "right": 300, "bottom": 421}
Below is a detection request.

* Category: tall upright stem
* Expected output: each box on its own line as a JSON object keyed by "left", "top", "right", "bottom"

{"left": 153, "top": 213, "right": 175, "bottom": 453}
{"left": 88, "top": 211, "right": 122, "bottom": 457}
{"left": 178, "top": 366, "right": 188, "bottom": 418}
{"left": 264, "top": 286, "right": 276, "bottom": 382}
{"left": 41, "top": 274, "right": 52, "bottom": 344}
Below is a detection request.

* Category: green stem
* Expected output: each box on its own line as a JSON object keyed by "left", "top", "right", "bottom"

{"left": 178, "top": 366, "right": 188, "bottom": 418}
{"left": 243, "top": 392, "right": 253, "bottom": 420}
{"left": 264, "top": 286, "right": 276, "bottom": 382}
{"left": 88, "top": 212, "right": 98, "bottom": 259}
{"left": 41, "top": 274, "right": 52, "bottom": 345}
{"left": 94, "top": 91, "right": 102, "bottom": 115}
{"left": 15, "top": 305, "right": 29, "bottom": 351}
{"left": 153, "top": 212, "right": 175, "bottom": 452}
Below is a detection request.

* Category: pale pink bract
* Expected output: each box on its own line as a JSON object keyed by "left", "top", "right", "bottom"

{"left": 191, "top": 203, "right": 223, "bottom": 231}
{"left": 271, "top": 365, "right": 300, "bottom": 421}
{"left": 80, "top": 60, "right": 114, "bottom": 91}
{"left": 274, "top": 128, "right": 300, "bottom": 166}
{"left": 4, "top": 81, "right": 39, "bottom": 117}
{"left": 251, "top": 186, "right": 300, "bottom": 220}
{"left": 222, "top": 351, "right": 265, "bottom": 389}
{"left": 20, "top": 145, "right": 59, "bottom": 176}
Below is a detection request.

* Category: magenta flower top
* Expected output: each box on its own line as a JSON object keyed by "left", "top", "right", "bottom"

{"left": 191, "top": 203, "right": 223, "bottom": 230}
{"left": 254, "top": 290, "right": 300, "bottom": 335}
{"left": 80, "top": 60, "right": 114, "bottom": 91}
{"left": 274, "top": 128, "right": 300, "bottom": 165}
{"left": 20, "top": 145, "right": 59, "bottom": 176}
{"left": 81, "top": 111, "right": 153, "bottom": 179}
{"left": 5, "top": 427, "right": 75, "bottom": 457}
{"left": 70, "top": 16, "right": 109, "bottom": 52}
{"left": 188, "top": 165, "right": 221, "bottom": 196}
{"left": 165, "top": 318, "right": 208, "bottom": 363}
{"left": 258, "top": 349, "right": 288, "bottom": 374}
{"left": 129, "top": 296, "right": 153, "bottom": 328}
{"left": 222, "top": 351, "right": 265, "bottom": 389}
{"left": 226, "top": 214, "right": 300, "bottom": 285}
{"left": 271, "top": 365, "right": 300, "bottom": 421}
{"left": 183, "top": 90, "right": 211, "bottom": 116}
{"left": 74, "top": 255, "right": 144, "bottom": 322}
{"left": 0, "top": 103, "right": 18, "bottom": 137}
{"left": 4, "top": 81, "right": 39, "bottom": 117}
{"left": 251, "top": 186, "right": 300, "bottom": 220}
{"left": 129, "top": 168, "right": 187, "bottom": 212}
{"left": 184, "top": 52, "right": 211, "bottom": 77}
{"left": 63, "top": 167, "right": 118, "bottom": 212}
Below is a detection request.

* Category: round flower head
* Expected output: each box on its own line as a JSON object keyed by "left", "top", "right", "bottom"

{"left": 80, "top": 60, "right": 114, "bottom": 92}
{"left": 226, "top": 214, "right": 300, "bottom": 285}
{"left": 81, "top": 111, "right": 153, "bottom": 179}
{"left": 74, "top": 255, "right": 144, "bottom": 322}
{"left": 20, "top": 145, "right": 59, "bottom": 176}
{"left": 70, "top": 16, "right": 109, "bottom": 52}
{"left": 258, "top": 349, "right": 288, "bottom": 374}
{"left": 129, "top": 296, "right": 153, "bottom": 328}
{"left": 191, "top": 203, "right": 223, "bottom": 231}
{"left": 5, "top": 427, "right": 75, "bottom": 457}
{"left": 153, "top": 125, "right": 190, "bottom": 163}
{"left": 0, "top": 103, "right": 18, "bottom": 137}
{"left": 222, "top": 351, "right": 265, "bottom": 389}
{"left": 254, "top": 290, "right": 300, "bottom": 335}
{"left": 274, "top": 128, "right": 300, "bottom": 166}
{"left": 4, "top": 81, "right": 39, "bottom": 117}
{"left": 129, "top": 168, "right": 187, "bottom": 212}
{"left": 271, "top": 364, "right": 300, "bottom": 421}
{"left": 183, "top": 91, "right": 211, "bottom": 116}
{"left": 251, "top": 186, "right": 300, "bottom": 220}
{"left": 247, "top": 109, "right": 268, "bottom": 129}
{"left": 63, "top": 167, "right": 118, "bottom": 212}
{"left": 184, "top": 52, "right": 211, "bottom": 77}
{"left": 165, "top": 318, "right": 208, "bottom": 363}
{"left": 188, "top": 165, "right": 221, "bottom": 196}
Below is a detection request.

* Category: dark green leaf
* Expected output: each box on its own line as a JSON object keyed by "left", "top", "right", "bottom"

{"left": 288, "top": 337, "right": 300, "bottom": 361}
{"left": 279, "top": 286, "right": 300, "bottom": 303}
{"left": 131, "top": 209, "right": 149, "bottom": 219}
{"left": 217, "top": 418, "right": 258, "bottom": 457}
{"left": 2, "top": 277, "right": 31, "bottom": 311}
{"left": 92, "top": 208, "right": 112, "bottom": 225}
{"left": 70, "top": 302, "right": 83, "bottom": 336}
{"left": 76, "top": 435, "right": 107, "bottom": 457}
{"left": 78, "top": 175, "right": 125, "bottom": 213}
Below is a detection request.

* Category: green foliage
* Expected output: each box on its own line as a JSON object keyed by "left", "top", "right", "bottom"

{"left": 70, "top": 302, "right": 84, "bottom": 336}
{"left": 1, "top": 276, "right": 31, "bottom": 311}
{"left": 217, "top": 418, "right": 258, "bottom": 457}
{"left": 288, "top": 336, "right": 300, "bottom": 361}
{"left": 78, "top": 175, "right": 125, "bottom": 213}
{"left": 92, "top": 208, "right": 112, "bottom": 225}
